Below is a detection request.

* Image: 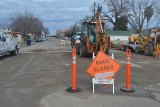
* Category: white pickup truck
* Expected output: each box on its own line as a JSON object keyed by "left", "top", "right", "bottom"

{"left": 0, "top": 32, "right": 20, "bottom": 56}
{"left": 119, "top": 41, "right": 141, "bottom": 52}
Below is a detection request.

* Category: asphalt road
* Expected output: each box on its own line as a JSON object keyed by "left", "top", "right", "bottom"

{"left": 0, "top": 37, "right": 160, "bottom": 107}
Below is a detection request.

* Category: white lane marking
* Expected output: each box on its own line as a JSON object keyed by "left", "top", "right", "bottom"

{"left": 20, "top": 42, "right": 40, "bottom": 51}
{"left": 64, "top": 64, "right": 70, "bottom": 66}
{"left": 0, "top": 57, "right": 13, "bottom": 65}
{"left": 16, "top": 55, "right": 35, "bottom": 74}
{"left": 116, "top": 59, "right": 142, "bottom": 68}
{"left": 4, "top": 55, "right": 36, "bottom": 87}
{"left": 22, "top": 51, "right": 71, "bottom": 53}
{"left": 35, "top": 41, "right": 49, "bottom": 49}
{"left": 138, "top": 60, "right": 160, "bottom": 66}
{"left": 143, "top": 83, "right": 160, "bottom": 92}
{"left": 8, "top": 67, "right": 15, "bottom": 72}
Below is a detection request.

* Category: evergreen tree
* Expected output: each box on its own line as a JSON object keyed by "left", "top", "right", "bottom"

{"left": 113, "top": 16, "right": 128, "bottom": 31}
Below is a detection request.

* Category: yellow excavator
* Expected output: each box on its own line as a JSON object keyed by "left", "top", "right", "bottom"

{"left": 139, "top": 29, "right": 160, "bottom": 57}
{"left": 77, "top": 6, "right": 110, "bottom": 57}
{"left": 125, "top": 29, "right": 160, "bottom": 57}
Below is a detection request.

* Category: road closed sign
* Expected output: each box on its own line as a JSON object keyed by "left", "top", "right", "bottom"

{"left": 86, "top": 51, "right": 121, "bottom": 78}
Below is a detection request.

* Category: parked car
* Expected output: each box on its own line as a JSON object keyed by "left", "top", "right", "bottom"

{"left": 0, "top": 32, "right": 20, "bottom": 56}
{"left": 64, "top": 37, "right": 69, "bottom": 40}
{"left": 36, "top": 36, "right": 44, "bottom": 42}
{"left": 44, "top": 37, "right": 48, "bottom": 40}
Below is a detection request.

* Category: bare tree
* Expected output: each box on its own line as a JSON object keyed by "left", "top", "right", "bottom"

{"left": 103, "top": 0, "right": 128, "bottom": 30}
{"left": 103, "top": 0, "right": 157, "bottom": 33}
{"left": 126, "top": 0, "right": 155, "bottom": 34}
{"left": 80, "top": 16, "right": 92, "bottom": 23}
{"left": 65, "top": 26, "right": 74, "bottom": 37}
{"left": 44, "top": 27, "right": 49, "bottom": 35}
{"left": 10, "top": 9, "right": 47, "bottom": 41}
{"left": 65, "top": 23, "right": 81, "bottom": 38}
{"left": 155, "top": 0, "right": 160, "bottom": 27}
{"left": 0, "top": 22, "right": 10, "bottom": 29}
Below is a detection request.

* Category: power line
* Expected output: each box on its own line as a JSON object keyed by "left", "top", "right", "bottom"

{"left": 42, "top": 19, "right": 81, "bottom": 22}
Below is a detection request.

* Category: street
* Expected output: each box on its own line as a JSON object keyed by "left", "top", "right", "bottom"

{"left": 0, "top": 37, "right": 160, "bottom": 107}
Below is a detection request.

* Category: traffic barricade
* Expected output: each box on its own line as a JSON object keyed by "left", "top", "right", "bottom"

{"left": 120, "top": 49, "right": 135, "bottom": 92}
{"left": 66, "top": 48, "right": 81, "bottom": 93}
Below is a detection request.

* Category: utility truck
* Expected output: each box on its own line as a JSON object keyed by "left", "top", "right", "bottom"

{"left": 0, "top": 32, "right": 20, "bottom": 56}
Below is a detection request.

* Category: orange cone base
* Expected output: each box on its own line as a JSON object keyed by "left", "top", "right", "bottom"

{"left": 120, "top": 86, "right": 135, "bottom": 92}
{"left": 66, "top": 87, "right": 81, "bottom": 93}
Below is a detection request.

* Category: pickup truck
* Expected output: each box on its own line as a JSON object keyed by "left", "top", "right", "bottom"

{"left": 0, "top": 32, "right": 20, "bottom": 56}
{"left": 119, "top": 41, "right": 141, "bottom": 52}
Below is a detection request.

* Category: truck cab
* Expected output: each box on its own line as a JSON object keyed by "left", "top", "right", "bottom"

{"left": 0, "top": 32, "right": 19, "bottom": 56}
{"left": 0, "top": 32, "right": 7, "bottom": 55}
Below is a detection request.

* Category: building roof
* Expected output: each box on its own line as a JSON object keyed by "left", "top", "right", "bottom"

{"left": 106, "top": 30, "right": 131, "bottom": 36}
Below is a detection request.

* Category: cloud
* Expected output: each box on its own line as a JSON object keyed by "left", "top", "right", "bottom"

{"left": 33, "top": 0, "right": 54, "bottom": 2}
{"left": 0, "top": 0, "right": 102, "bottom": 34}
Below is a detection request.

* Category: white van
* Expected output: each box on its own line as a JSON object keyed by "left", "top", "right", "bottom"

{"left": 0, "top": 32, "right": 19, "bottom": 56}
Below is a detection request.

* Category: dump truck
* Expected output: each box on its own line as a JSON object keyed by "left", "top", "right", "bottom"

{"left": 75, "top": 6, "right": 110, "bottom": 57}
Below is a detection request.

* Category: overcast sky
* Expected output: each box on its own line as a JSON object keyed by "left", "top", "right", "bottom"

{"left": 0, "top": 0, "right": 101, "bottom": 35}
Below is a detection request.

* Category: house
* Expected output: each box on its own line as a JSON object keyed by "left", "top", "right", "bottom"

{"left": 106, "top": 30, "right": 131, "bottom": 41}
{"left": 0, "top": 28, "right": 12, "bottom": 33}
{"left": 106, "top": 30, "right": 131, "bottom": 48}
{"left": 56, "top": 30, "right": 66, "bottom": 37}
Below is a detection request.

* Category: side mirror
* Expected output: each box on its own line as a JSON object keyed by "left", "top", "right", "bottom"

{"left": 2, "top": 37, "right": 6, "bottom": 42}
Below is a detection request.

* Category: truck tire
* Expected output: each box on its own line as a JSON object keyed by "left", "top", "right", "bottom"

{"left": 144, "top": 43, "right": 153, "bottom": 56}
{"left": 148, "top": 43, "right": 153, "bottom": 56}
{"left": 144, "top": 45, "right": 148, "bottom": 55}
{"left": 105, "top": 43, "right": 109, "bottom": 54}
{"left": 125, "top": 46, "right": 128, "bottom": 50}
{"left": 76, "top": 45, "right": 80, "bottom": 55}
{"left": 71, "top": 42, "right": 74, "bottom": 48}
{"left": 79, "top": 43, "right": 87, "bottom": 57}
{"left": 10, "top": 46, "right": 18, "bottom": 56}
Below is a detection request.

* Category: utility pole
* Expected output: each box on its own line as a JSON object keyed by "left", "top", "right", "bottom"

{"left": 93, "top": 2, "right": 96, "bottom": 18}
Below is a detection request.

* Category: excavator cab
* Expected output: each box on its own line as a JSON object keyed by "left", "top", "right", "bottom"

{"left": 79, "top": 22, "right": 96, "bottom": 56}
{"left": 81, "top": 22, "right": 97, "bottom": 44}
{"left": 79, "top": 21, "right": 109, "bottom": 57}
